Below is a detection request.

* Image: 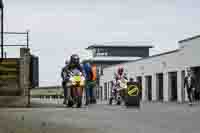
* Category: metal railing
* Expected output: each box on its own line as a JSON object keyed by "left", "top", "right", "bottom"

{"left": 0, "top": 31, "right": 30, "bottom": 59}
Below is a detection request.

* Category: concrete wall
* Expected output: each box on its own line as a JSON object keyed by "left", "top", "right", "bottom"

{"left": 100, "top": 36, "right": 200, "bottom": 103}
{"left": 30, "top": 87, "right": 63, "bottom": 98}
{"left": 0, "top": 58, "right": 20, "bottom": 95}
{"left": 0, "top": 48, "right": 31, "bottom": 107}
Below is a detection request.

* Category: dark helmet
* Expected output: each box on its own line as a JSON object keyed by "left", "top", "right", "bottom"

{"left": 117, "top": 66, "right": 124, "bottom": 75}
{"left": 70, "top": 54, "right": 80, "bottom": 65}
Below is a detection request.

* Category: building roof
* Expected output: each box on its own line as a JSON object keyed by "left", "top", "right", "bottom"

{"left": 86, "top": 44, "right": 154, "bottom": 50}
{"left": 178, "top": 35, "right": 200, "bottom": 43}
{"left": 82, "top": 60, "right": 132, "bottom": 64}
{"left": 82, "top": 57, "right": 141, "bottom": 63}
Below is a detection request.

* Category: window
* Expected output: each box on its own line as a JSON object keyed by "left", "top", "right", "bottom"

{"left": 96, "top": 48, "right": 108, "bottom": 56}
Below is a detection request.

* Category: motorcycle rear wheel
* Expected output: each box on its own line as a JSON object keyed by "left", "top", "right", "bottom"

{"left": 116, "top": 100, "right": 121, "bottom": 105}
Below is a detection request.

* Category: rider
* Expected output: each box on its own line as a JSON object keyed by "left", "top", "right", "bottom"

{"left": 110, "top": 66, "right": 128, "bottom": 103}
{"left": 63, "top": 54, "right": 84, "bottom": 103}
{"left": 61, "top": 60, "right": 69, "bottom": 104}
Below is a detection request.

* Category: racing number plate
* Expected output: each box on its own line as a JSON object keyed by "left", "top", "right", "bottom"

{"left": 128, "top": 85, "right": 139, "bottom": 96}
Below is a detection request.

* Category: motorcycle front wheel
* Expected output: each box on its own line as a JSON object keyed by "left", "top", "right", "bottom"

{"left": 67, "top": 98, "right": 74, "bottom": 107}
{"left": 109, "top": 97, "right": 113, "bottom": 105}
{"left": 76, "top": 96, "right": 82, "bottom": 108}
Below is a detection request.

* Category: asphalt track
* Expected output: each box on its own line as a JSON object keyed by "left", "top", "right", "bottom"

{"left": 0, "top": 99, "right": 200, "bottom": 133}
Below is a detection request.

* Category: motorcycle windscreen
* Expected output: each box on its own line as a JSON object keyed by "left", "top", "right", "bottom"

{"left": 120, "top": 80, "right": 127, "bottom": 88}
{"left": 71, "top": 69, "right": 81, "bottom": 75}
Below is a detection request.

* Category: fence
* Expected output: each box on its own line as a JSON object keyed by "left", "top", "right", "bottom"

{"left": 0, "top": 31, "right": 29, "bottom": 58}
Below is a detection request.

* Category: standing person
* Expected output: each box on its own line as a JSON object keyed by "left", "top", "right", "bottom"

{"left": 61, "top": 60, "right": 69, "bottom": 104}
{"left": 184, "top": 67, "right": 196, "bottom": 105}
{"left": 91, "top": 64, "right": 97, "bottom": 104}
{"left": 83, "top": 62, "right": 93, "bottom": 105}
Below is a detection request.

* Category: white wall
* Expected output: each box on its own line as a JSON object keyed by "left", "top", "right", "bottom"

{"left": 100, "top": 50, "right": 182, "bottom": 85}
{"left": 101, "top": 37, "right": 200, "bottom": 84}
{"left": 179, "top": 37, "right": 200, "bottom": 67}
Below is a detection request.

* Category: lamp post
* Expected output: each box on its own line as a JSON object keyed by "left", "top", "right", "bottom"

{"left": 0, "top": 0, "right": 4, "bottom": 58}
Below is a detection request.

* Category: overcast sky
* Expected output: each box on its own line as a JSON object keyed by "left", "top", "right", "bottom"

{"left": 3, "top": 0, "right": 200, "bottom": 86}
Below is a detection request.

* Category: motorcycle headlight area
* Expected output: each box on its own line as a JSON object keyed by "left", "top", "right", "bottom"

{"left": 80, "top": 80, "right": 85, "bottom": 86}
{"left": 71, "top": 79, "right": 76, "bottom": 85}
{"left": 70, "top": 76, "right": 85, "bottom": 86}
{"left": 80, "top": 77, "right": 85, "bottom": 86}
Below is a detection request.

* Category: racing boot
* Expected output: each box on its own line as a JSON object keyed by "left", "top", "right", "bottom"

{"left": 63, "top": 98, "right": 67, "bottom": 104}
{"left": 85, "top": 97, "right": 90, "bottom": 106}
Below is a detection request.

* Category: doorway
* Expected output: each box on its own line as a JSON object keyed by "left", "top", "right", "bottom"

{"left": 157, "top": 73, "right": 164, "bottom": 101}
{"left": 100, "top": 86, "right": 103, "bottom": 100}
{"left": 169, "top": 72, "right": 177, "bottom": 101}
{"left": 136, "top": 76, "right": 142, "bottom": 99}
{"left": 145, "top": 76, "right": 152, "bottom": 101}
{"left": 181, "top": 71, "right": 186, "bottom": 101}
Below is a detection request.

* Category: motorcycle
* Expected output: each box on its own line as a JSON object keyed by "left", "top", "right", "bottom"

{"left": 109, "top": 78, "right": 128, "bottom": 105}
{"left": 65, "top": 69, "right": 85, "bottom": 108}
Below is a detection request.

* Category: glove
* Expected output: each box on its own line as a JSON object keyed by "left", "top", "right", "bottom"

{"left": 64, "top": 76, "right": 70, "bottom": 82}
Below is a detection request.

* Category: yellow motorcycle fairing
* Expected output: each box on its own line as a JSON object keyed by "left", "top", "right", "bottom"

{"left": 71, "top": 75, "right": 85, "bottom": 86}
{"left": 74, "top": 75, "right": 81, "bottom": 82}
